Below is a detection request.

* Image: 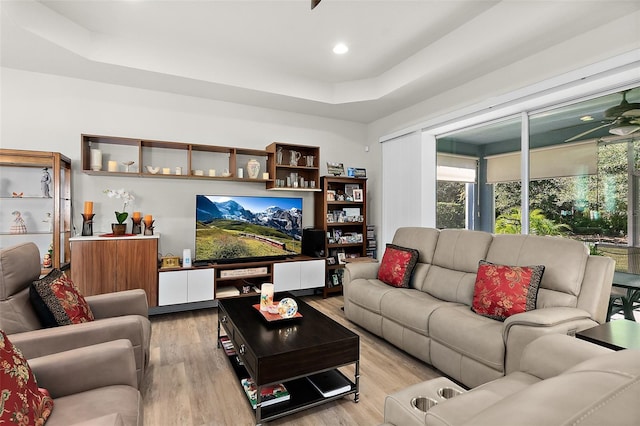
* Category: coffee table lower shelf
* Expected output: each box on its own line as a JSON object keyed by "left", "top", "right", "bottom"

{"left": 220, "top": 338, "right": 357, "bottom": 423}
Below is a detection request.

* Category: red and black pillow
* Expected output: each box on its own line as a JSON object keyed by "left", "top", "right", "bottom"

{"left": 377, "top": 244, "right": 420, "bottom": 288}
{"left": 471, "top": 260, "right": 544, "bottom": 321}
{"left": 30, "top": 269, "right": 94, "bottom": 328}
{"left": 0, "top": 329, "right": 54, "bottom": 424}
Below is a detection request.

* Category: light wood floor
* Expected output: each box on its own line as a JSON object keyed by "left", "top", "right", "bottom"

{"left": 141, "top": 295, "right": 441, "bottom": 425}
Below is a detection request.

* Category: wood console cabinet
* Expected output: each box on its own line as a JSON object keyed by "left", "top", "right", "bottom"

{"left": 70, "top": 235, "right": 159, "bottom": 307}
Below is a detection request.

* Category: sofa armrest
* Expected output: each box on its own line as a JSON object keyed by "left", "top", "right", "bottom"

{"left": 86, "top": 289, "right": 149, "bottom": 319}
{"left": 29, "top": 339, "right": 138, "bottom": 398}
{"left": 8, "top": 315, "right": 148, "bottom": 359}
{"left": 502, "top": 307, "right": 598, "bottom": 374}
{"left": 344, "top": 262, "right": 380, "bottom": 284}
{"left": 519, "top": 334, "right": 613, "bottom": 380}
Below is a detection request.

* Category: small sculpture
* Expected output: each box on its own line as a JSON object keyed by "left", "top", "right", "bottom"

{"left": 43, "top": 212, "right": 53, "bottom": 232}
{"left": 122, "top": 161, "right": 135, "bottom": 173}
{"left": 10, "top": 211, "right": 27, "bottom": 234}
{"left": 42, "top": 253, "right": 52, "bottom": 268}
{"left": 41, "top": 168, "right": 51, "bottom": 198}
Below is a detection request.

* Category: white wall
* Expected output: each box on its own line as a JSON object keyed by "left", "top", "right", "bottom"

{"left": 0, "top": 68, "right": 372, "bottom": 257}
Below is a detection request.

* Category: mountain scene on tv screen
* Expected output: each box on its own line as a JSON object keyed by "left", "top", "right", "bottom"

{"left": 196, "top": 195, "right": 303, "bottom": 261}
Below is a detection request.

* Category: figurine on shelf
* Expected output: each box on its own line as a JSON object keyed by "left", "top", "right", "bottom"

{"left": 41, "top": 167, "right": 51, "bottom": 198}
{"left": 42, "top": 253, "right": 52, "bottom": 268}
{"left": 43, "top": 212, "right": 53, "bottom": 232}
{"left": 10, "top": 211, "right": 27, "bottom": 234}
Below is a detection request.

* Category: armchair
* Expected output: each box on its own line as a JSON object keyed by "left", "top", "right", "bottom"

{"left": 28, "top": 339, "right": 143, "bottom": 426}
{"left": 0, "top": 242, "right": 151, "bottom": 386}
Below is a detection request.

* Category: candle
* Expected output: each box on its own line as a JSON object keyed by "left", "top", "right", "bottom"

{"left": 260, "top": 283, "right": 274, "bottom": 312}
{"left": 262, "top": 172, "right": 270, "bottom": 180}
{"left": 144, "top": 214, "right": 153, "bottom": 225}
{"left": 133, "top": 211, "right": 141, "bottom": 219}
{"left": 209, "top": 169, "right": 216, "bottom": 177}
{"left": 237, "top": 168, "right": 244, "bottom": 178}
{"left": 162, "top": 167, "right": 170, "bottom": 175}
{"left": 108, "top": 161, "right": 118, "bottom": 172}
{"left": 90, "top": 149, "right": 102, "bottom": 171}
{"left": 83, "top": 201, "right": 93, "bottom": 215}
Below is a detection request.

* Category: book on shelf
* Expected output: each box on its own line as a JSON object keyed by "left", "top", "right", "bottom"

{"left": 216, "top": 286, "right": 240, "bottom": 298}
{"left": 219, "top": 336, "right": 236, "bottom": 356}
{"left": 240, "top": 378, "right": 290, "bottom": 409}
{"left": 306, "top": 369, "right": 352, "bottom": 398}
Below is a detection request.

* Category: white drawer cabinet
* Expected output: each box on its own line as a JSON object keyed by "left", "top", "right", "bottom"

{"left": 273, "top": 259, "right": 325, "bottom": 292}
{"left": 158, "top": 268, "right": 215, "bottom": 306}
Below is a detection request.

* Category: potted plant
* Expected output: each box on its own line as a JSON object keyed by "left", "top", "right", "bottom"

{"left": 104, "top": 188, "right": 134, "bottom": 235}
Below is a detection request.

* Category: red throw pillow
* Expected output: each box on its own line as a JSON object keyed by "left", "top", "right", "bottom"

{"left": 471, "top": 260, "right": 544, "bottom": 321}
{"left": 377, "top": 244, "right": 419, "bottom": 288}
{"left": 31, "top": 269, "right": 95, "bottom": 326}
{"left": 0, "top": 329, "right": 54, "bottom": 424}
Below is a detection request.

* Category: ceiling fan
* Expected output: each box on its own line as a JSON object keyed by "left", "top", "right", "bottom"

{"left": 565, "top": 89, "right": 640, "bottom": 142}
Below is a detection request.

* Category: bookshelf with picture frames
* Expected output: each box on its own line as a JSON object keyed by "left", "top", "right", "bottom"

{"left": 314, "top": 176, "right": 368, "bottom": 297}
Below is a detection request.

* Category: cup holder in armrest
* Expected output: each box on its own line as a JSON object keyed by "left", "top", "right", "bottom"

{"left": 411, "top": 396, "right": 438, "bottom": 412}
{"left": 438, "top": 387, "right": 464, "bottom": 399}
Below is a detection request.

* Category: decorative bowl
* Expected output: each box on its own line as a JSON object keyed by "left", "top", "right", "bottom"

{"left": 277, "top": 298, "right": 298, "bottom": 319}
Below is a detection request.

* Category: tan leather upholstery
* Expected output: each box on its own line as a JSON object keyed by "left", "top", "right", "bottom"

{"left": 28, "top": 340, "right": 142, "bottom": 426}
{"left": 344, "top": 228, "right": 615, "bottom": 388}
{"left": 0, "top": 242, "right": 151, "bottom": 386}
{"left": 383, "top": 335, "right": 637, "bottom": 426}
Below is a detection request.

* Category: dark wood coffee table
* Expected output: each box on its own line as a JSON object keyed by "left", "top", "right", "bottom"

{"left": 217, "top": 294, "right": 360, "bottom": 425}
{"left": 576, "top": 319, "right": 640, "bottom": 351}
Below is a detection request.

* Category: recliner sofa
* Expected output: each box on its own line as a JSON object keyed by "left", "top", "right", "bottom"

{"left": 0, "top": 242, "right": 151, "bottom": 386}
{"left": 382, "top": 334, "right": 639, "bottom": 426}
{"left": 344, "top": 228, "right": 615, "bottom": 388}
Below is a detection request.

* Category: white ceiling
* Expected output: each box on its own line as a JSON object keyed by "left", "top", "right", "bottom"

{"left": 2, "top": 0, "right": 640, "bottom": 123}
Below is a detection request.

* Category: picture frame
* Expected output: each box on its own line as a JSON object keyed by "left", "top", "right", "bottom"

{"left": 344, "top": 184, "right": 360, "bottom": 198}
{"left": 347, "top": 167, "right": 367, "bottom": 178}
{"left": 326, "top": 213, "right": 335, "bottom": 223}
{"left": 327, "top": 256, "right": 337, "bottom": 265}
{"left": 327, "top": 190, "right": 336, "bottom": 201}
{"left": 337, "top": 252, "right": 346, "bottom": 264}
{"left": 327, "top": 162, "right": 345, "bottom": 176}
{"left": 353, "top": 189, "right": 363, "bottom": 202}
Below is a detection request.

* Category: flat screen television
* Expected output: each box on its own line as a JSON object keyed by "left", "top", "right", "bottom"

{"left": 195, "top": 195, "right": 303, "bottom": 263}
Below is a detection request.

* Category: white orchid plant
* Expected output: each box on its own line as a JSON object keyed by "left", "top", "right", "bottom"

{"left": 104, "top": 188, "right": 135, "bottom": 224}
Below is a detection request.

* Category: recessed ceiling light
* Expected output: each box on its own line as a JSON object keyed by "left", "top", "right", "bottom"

{"left": 333, "top": 43, "right": 349, "bottom": 55}
{"left": 580, "top": 115, "right": 594, "bottom": 122}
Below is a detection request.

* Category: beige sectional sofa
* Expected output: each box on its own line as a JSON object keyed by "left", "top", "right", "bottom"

{"left": 343, "top": 227, "right": 615, "bottom": 388}
{"left": 382, "top": 334, "right": 639, "bottom": 426}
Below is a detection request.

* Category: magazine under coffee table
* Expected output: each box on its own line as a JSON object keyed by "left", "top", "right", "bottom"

{"left": 217, "top": 293, "right": 360, "bottom": 425}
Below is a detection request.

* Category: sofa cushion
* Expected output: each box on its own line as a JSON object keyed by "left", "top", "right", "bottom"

{"left": 423, "top": 229, "right": 493, "bottom": 304}
{"left": 380, "top": 289, "right": 456, "bottom": 336}
{"left": 378, "top": 244, "right": 419, "bottom": 288}
{"left": 31, "top": 269, "right": 95, "bottom": 327}
{"left": 344, "top": 278, "right": 397, "bottom": 315}
{"left": 45, "top": 385, "right": 141, "bottom": 426}
{"left": 0, "top": 329, "right": 54, "bottom": 425}
{"left": 429, "top": 305, "right": 505, "bottom": 371}
{"left": 485, "top": 234, "right": 588, "bottom": 309}
{"left": 471, "top": 260, "right": 544, "bottom": 321}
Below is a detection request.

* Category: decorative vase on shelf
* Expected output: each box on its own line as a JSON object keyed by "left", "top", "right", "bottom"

{"left": 111, "top": 223, "right": 127, "bottom": 235}
{"left": 247, "top": 159, "right": 260, "bottom": 179}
